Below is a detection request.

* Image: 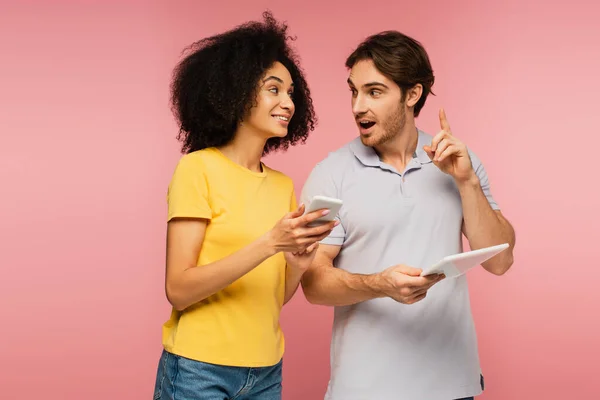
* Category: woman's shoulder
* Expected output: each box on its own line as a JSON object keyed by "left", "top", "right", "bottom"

{"left": 262, "top": 164, "right": 293, "bottom": 184}
{"left": 174, "top": 148, "right": 219, "bottom": 169}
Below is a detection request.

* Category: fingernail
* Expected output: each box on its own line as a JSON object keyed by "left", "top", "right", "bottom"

{"left": 322, "top": 209, "right": 330, "bottom": 215}
{"left": 334, "top": 220, "right": 340, "bottom": 226}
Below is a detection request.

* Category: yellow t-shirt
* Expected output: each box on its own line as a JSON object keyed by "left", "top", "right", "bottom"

{"left": 161, "top": 148, "right": 296, "bottom": 367}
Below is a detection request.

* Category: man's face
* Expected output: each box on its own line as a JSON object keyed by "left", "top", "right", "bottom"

{"left": 347, "top": 59, "right": 406, "bottom": 147}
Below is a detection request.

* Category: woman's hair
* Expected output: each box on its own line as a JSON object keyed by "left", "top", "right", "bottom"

{"left": 170, "top": 11, "right": 316, "bottom": 154}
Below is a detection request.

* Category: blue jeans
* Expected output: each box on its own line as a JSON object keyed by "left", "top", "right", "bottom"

{"left": 153, "top": 350, "right": 283, "bottom": 400}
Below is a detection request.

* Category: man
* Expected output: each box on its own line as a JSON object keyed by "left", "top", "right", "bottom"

{"left": 300, "top": 31, "right": 516, "bottom": 400}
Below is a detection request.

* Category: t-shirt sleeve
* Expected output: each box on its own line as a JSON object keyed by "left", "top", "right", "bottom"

{"left": 469, "top": 149, "right": 500, "bottom": 211}
{"left": 166, "top": 155, "right": 212, "bottom": 221}
{"left": 300, "top": 162, "right": 346, "bottom": 246}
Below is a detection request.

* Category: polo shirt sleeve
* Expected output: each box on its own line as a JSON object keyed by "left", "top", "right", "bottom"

{"left": 300, "top": 162, "right": 346, "bottom": 246}
{"left": 166, "top": 154, "right": 213, "bottom": 222}
{"left": 469, "top": 149, "right": 500, "bottom": 211}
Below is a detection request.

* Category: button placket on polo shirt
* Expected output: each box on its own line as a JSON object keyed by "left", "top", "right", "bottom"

{"left": 399, "top": 152, "right": 421, "bottom": 198}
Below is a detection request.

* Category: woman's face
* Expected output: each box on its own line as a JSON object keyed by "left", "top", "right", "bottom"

{"left": 244, "top": 61, "right": 295, "bottom": 139}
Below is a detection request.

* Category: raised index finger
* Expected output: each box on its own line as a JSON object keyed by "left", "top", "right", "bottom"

{"left": 439, "top": 108, "right": 451, "bottom": 133}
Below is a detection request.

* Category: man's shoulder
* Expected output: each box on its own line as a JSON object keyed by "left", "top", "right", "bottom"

{"left": 312, "top": 137, "right": 359, "bottom": 171}
{"left": 419, "top": 130, "right": 434, "bottom": 140}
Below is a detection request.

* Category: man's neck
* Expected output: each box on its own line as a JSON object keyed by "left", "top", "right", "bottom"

{"left": 375, "top": 122, "right": 419, "bottom": 172}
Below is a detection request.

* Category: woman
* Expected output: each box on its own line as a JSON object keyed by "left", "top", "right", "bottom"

{"left": 153, "top": 11, "right": 336, "bottom": 400}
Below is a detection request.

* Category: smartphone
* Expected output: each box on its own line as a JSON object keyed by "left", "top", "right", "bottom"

{"left": 304, "top": 195, "right": 343, "bottom": 226}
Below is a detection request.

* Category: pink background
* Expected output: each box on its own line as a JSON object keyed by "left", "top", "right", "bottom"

{"left": 2, "top": 1, "right": 598, "bottom": 399}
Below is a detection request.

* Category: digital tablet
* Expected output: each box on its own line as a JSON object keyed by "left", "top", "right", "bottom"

{"left": 420, "top": 243, "right": 509, "bottom": 278}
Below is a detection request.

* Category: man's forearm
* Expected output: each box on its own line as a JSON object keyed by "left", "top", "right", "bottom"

{"left": 301, "top": 262, "right": 383, "bottom": 306}
{"left": 458, "top": 175, "right": 516, "bottom": 275}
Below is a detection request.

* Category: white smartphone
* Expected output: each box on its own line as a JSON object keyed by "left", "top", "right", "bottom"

{"left": 304, "top": 195, "right": 343, "bottom": 226}
{"left": 420, "top": 243, "right": 509, "bottom": 278}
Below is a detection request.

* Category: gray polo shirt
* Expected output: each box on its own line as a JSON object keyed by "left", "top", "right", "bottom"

{"left": 300, "top": 129, "right": 499, "bottom": 400}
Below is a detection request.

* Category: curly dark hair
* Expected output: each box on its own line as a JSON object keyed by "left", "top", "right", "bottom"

{"left": 170, "top": 11, "right": 317, "bottom": 155}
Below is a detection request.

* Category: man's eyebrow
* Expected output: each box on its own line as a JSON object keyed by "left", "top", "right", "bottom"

{"left": 363, "top": 81, "right": 389, "bottom": 89}
{"left": 347, "top": 78, "right": 389, "bottom": 89}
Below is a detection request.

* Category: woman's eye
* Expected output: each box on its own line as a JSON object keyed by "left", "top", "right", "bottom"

{"left": 269, "top": 87, "right": 279, "bottom": 94}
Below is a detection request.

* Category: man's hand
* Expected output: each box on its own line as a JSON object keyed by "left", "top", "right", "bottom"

{"left": 423, "top": 108, "right": 476, "bottom": 183}
{"left": 377, "top": 264, "right": 445, "bottom": 304}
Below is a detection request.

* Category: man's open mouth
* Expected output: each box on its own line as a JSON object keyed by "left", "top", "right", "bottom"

{"left": 359, "top": 121, "right": 376, "bottom": 129}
